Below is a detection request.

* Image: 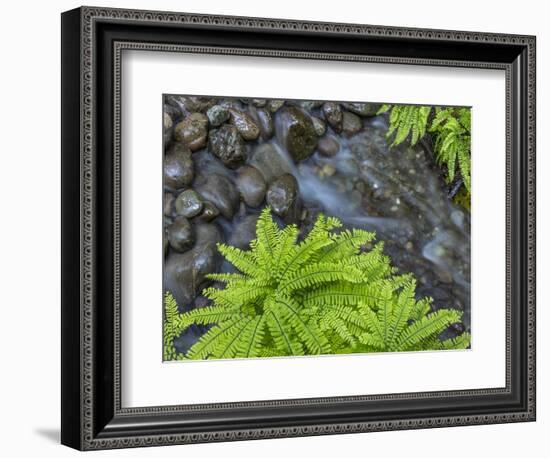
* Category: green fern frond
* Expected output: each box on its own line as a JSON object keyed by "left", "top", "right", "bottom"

{"left": 434, "top": 332, "right": 472, "bottom": 350}
{"left": 163, "top": 292, "right": 181, "bottom": 361}
{"left": 382, "top": 104, "right": 471, "bottom": 196}
{"left": 383, "top": 105, "right": 432, "bottom": 147}
{"left": 205, "top": 272, "right": 247, "bottom": 283}
{"left": 430, "top": 107, "right": 471, "bottom": 192}
{"left": 342, "top": 244, "right": 393, "bottom": 280}
{"left": 377, "top": 104, "right": 391, "bottom": 115}
{"left": 165, "top": 209, "right": 469, "bottom": 360}
{"left": 250, "top": 207, "right": 280, "bottom": 269}
{"left": 396, "top": 309, "right": 462, "bottom": 351}
{"left": 176, "top": 306, "right": 239, "bottom": 329}
{"left": 303, "top": 282, "right": 389, "bottom": 308}
{"left": 272, "top": 295, "right": 330, "bottom": 354}
{"left": 186, "top": 316, "right": 253, "bottom": 359}
{"left": 265, "top": 308, "right": 303, "bottom": 356}
{"left": 279, "top": 263, "right": 363, "bottom": 294}
{"left": 316, "top": 228, "right": 375, "bottom": 263}
{"left": 358, "top": 290, "right": 467, "bottom": 353}
{"left": 277, "top": 213, "right": 340, "bottom": 279}
{"left": 216, "top": 244, "right": 263, "bottom": 277}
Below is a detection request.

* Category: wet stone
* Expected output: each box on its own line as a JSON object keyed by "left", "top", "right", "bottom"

{"left": 266, "top": 173, "right": 301, "bottom": 222}
{"left": 255, "top": 108, "right": 274, "bottom": 140}
{"left": 317, "top": 135, "right": 340, "bottom": 157}
{"left": 228, "top": 214, "right": 260, "bottom": 249}
{"left": 236, "top": 165, "right": 267, "bottom": 208}
{"left": 311, "top": 116, "right": 327, "bottom": 136}
{"left": 163, "top": 103, "right": 181, "bottom": 122}
{"left": 275, "top": 106, "right": 317, "bottom": 162}
{"left": 163, "top": 193, "right": 175, "bottom": 217}
{"left": 341, "top": 102, "right": 381, "bottom": 117}
{"left": 174, "top": 112, "right": 209, "bottom": 151}
{"left": 208, "top": 124, "right": 248, "bottom": 168}
{"left": 229, "top": 108, "right": 260, "bottom": 141}
{"left": 194, "top": 222, "right": 224, "bottom": 247}
{"left": 164, "top": 225, "right": 222, "bottom": 308}
{"left": 175, "top": 189, "right": 203, "bottom": 218}
{"left": 163, "top": 112, "right": 174, "bottom": 145}
{"left": 342, "top": 111, "right": 362, "bottom": 136}
{"left": 163, "top": 143, "right": 194, "bottom": 191}
{"left": 249, "top": 143, "right": 293, "bottom": 183}
{"left": 164, "top": 111, "right": 173, "bottom": 131}
{"left": 192, "top": 295, "right": 212, "bottom": 310}
{"left": 296, "top": 100, "right": 323, "bottom": 111}
{"left": 166, "top": 216, "right": 194, "bottom": 252}
{"left": 322, "top": 102, "right": 343, "bottom": 132}
{"left": 168, "top": 95, "right": 216, "bottom": 115}
{"left": 194, "top": 173, "right": 240, "bottom": 219}
{"left": 195, "top": 201, "right": 220, "bottom": 222}
{"left": 206, "top": 105, "right": 230, "bottom": 127}
{"left": 251, "top": 99, "right": 267, "bottom": 107}
{"left": 267, "top": 99, "right": 285, "bottom": 113}
{"left": 320, "top": 163, "right": 336, "bottom": 177}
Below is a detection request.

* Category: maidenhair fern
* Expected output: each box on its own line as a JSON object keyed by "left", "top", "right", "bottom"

{"left": 355, "top": 282, "right": 470, "bottom": 352}
{"left": 430, "top": 107, "right": 471, "bottom": 192}
{"left": 163, "top": 291, "right": 186, "bottom": 361}
{"left": 163, "top": 208, "right": 470, "bottom": 360}
{"left": 378, "top": 104, "right": 471, "bottom": 194}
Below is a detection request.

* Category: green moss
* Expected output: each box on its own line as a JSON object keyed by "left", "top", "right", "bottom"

{"left": 453, "top": 186, "right": 471, "bottom": 211}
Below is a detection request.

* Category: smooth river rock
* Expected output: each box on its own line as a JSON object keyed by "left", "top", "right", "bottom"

{"left": 275, "top": 106, "right": 317, "bottom": 162}
{"left": 227, "top": 214, "right": 260, "bottom": 249}
{"left": 195, "top": 201, "right": 220, "bottom": 222}
{"left": 163, "top": 112, "right": 173, "bottom": 146}
{"left": 174, "top": 189, "right": 203, "bottom": 218}
{"left": 174, "top": 112, "right": 209, "bottom": 151}
{"left": 267, "top": 99, "right": 285, "bottom": 113}
{"left": 236, "top": 165, "right": 267, "bottom": 208}
{"left": 266, "top": 173, "right": 301, "bottom": 223}
{"left": 322, "top": 102, "right": 343, "bottom": 132}
{"left": 163, "top": 143, "right": 194, "bottom": 191}
{"left": 166, "top": 216, "right": 194, "bottom": 252}
{"left": 317, "top": 135, "right": 340, "bottom": 157}
{"left": 208, "top": 124, "right": 248, "bottom": 168}
{"left": 342, "top": 111, "right": 362, "bottom": 136}
{"left": 341, "top": 102, "right": 381, "bottom": 117}
{"left": 206, "top": 105, "right": 230, "bottom": 127}
{"left": 163, "top": 223, "right": 223, "bottom": 307}
{"left": 249, "top": 143, "right": 293, "bottom": 183}
{"left": 311, "top": 116, "right": 327, "bottom": 136}
{"left": 253, "top": 108, "right": 274, "bottom": 140}
{"left": 167, "top": 95, "right": 216, "bottom": 116}
{"left": 163, "top": 193, "right": 175, "bottom": 217}
{"left": 194, "top": 173, "right": 240, "bottom": 219}
{"left": 229, "top": 108, "right": 260, "bottom": 141}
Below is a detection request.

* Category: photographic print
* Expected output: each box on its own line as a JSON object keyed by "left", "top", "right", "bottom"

{"left": 162, "top": 96, "right": 471, "bottom": 361}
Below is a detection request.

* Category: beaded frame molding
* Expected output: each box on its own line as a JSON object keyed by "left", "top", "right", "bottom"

{"left": 61, "top": 6, "right": 536, "bottom": 451}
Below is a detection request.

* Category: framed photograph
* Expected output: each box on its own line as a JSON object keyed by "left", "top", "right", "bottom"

{"left": 61, "top": 6, "right": 536, "bottom": 450}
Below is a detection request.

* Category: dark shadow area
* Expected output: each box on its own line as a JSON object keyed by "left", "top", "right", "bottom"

{"left": 35, "top": 428, "right": 60, "bottom": 443}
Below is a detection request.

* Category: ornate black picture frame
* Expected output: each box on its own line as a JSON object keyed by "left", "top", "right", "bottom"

{"left": 61, "top": 6, "right": 536, "bottom": 450}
